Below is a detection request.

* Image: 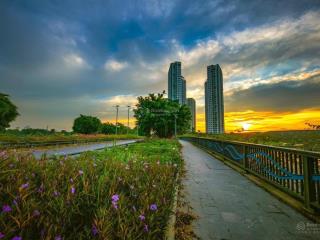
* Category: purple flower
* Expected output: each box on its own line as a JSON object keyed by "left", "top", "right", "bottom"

{"left": 11, "top": 236, "right": 22, "bottom": 240}
{"left": 92, "top": 225, "right": 98, "bottom": 236}
{"left": 144, "top": 224, "right": 149, "bottom": 232}
{"left": 33, "top": 210, "right": 40, "bottom": 217}
{"left": 79, "top": 170, "right": 84, "bottom": 175}
{"left": 71, "top": 187, "right": 76, "bottom": 194}
{"left": 13, "top": 199, "right": 18, "bottom": 206}
{"left": 53, "top": 191, "right": 60, "bottom": 197}
{"left": 2, "top": 204, "right": 12, "bottom": 213}
{"left": 0, "top": 232, "right": 4, "bottom": 239}
{"left": 111, "top": 194, "right": 119, "bottom": 202}
{"left": 38, "top": 184, "right": 44, "bottom": 193}
{"left": 150, "top": 204, "right": 157, "bottom": 211}
{"left": 139, "top": 214, "right": 145, "bottom": 221}
{"left": 55, "top": 236, "right": 62, "bottom": 240}
{"left": 21, "top": 183, "right": 29, "bottom": 189}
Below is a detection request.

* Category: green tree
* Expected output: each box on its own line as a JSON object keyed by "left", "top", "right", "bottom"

{"left": 0, "top": 93, "right": 19, "bottom": 131}
{"left": 134, "top": 92, "right": 191, "bottom": 138}
{"left": 72, "top": 115, "right": 101, "bottom": 134}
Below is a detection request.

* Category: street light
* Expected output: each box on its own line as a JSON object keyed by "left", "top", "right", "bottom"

{"left": 114, "top": 105, "right": 119, "bottom": 135}
{"left": 127, "top": 105, "right": 131, "bottom": 135}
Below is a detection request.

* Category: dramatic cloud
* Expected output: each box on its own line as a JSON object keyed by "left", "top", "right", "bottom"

{"left": 225, "top": 74, "right": 320, "bottom": 112}
{"left": 0, "top": 0, "right": 319, "bottom": 130}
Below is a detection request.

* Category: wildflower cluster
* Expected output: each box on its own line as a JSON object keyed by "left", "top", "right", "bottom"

{"left": 0, "top": 139, "right": 181, "bottom": 239}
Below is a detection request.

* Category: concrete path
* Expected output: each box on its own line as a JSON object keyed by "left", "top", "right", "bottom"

{"left": 180, "top": 140, "right": 320, "bottom": 240}
{"left": 32, "top": 139, "right": 137, "bottom": 159}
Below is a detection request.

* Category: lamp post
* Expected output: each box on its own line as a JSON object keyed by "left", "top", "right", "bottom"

{"left": 114, "top": 105, "right": 119, "bottom": 135}
{"left": 127, "top": 105, "right": 131, "bottom": 135}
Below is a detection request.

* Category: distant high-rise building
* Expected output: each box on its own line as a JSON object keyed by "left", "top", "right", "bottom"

{"left": 187, "top": 98, "right": 196, "bottom": 132}
{"left": 168, "top": 61, "right": 186, "bottom": 105}
{"left": 205, "top": 64, "right": 224, "bottom": 134}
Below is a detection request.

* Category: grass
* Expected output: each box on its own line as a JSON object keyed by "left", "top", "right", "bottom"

{"left": 184, "top": 130, "right": 320, "bottom": 152}
{"left": 0, "top": 133, "right": 141, "bottom": 145}
{"left": 0, "top": 139, "right": 182, "bottom": 239}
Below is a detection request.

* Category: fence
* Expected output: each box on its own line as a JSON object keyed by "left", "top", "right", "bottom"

{"left": 181, "top": 137, "right": 320, "bottom": 213}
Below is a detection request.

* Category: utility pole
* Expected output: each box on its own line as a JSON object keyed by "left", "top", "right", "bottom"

{"left": 127, "top": 105, "right": 131, "bottom": 135}
{"left": 114, "top": 105, "right": 119, "bottom": 135}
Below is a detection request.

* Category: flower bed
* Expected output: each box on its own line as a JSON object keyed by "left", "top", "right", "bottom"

{"left": 0, "top": 139, "right": 181, "bottom": 239}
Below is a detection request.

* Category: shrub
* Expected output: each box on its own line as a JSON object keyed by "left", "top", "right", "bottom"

{"left": 72, "top": 115, "right": 101, "bottom": 134}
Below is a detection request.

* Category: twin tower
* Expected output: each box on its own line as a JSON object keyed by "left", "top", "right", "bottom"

{"left": 168, "top": 61, "right": 225, "bottom": 134}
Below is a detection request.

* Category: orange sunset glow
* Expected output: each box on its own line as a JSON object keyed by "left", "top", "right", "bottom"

{"left": 196, "top": 109, "right": 320, "bottom": 132}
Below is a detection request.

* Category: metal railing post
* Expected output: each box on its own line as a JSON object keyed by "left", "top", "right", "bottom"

{"left": 243, "top": 145, "right": 248, "bottom": 171}
{"left": 302, "top": 155, "right": 315, "bottom": 211}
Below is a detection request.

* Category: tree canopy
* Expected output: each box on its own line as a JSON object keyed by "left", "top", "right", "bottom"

{"left": 72, "top": 114, "right": 101, "bottom": 134}
{"left": 0, "top": 93, "right": 19, "bottom": 131}
{"left": 133, "top": 92, "right": 191, "bottom": 138}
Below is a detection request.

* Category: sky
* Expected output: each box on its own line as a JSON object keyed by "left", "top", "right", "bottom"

{"left": 1, "top": 0, "right": 320, "bottom": 132}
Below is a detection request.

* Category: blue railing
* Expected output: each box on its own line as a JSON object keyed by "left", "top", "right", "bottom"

{"left": 181, "top": 137, "right": 320, "bottom": 213}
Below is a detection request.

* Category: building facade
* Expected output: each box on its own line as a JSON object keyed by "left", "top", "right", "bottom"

{"left": 205, "top": 64, "right": 225, "bottom": 134}
{"left": 187, "top": 98, "right": 196, "bottom": 132}
{"left": 168, "top": 61, "right": 186, "bottom": 105}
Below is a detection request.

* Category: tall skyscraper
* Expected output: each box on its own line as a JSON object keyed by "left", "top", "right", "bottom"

{"left": 187, "top": 98, "right": 196, "bottom": 132}
{"left": 168, "top": 61, "right": 186, "bottom": 105}
{"left": 205, "top": 64, "right": 224, "bottom": 134}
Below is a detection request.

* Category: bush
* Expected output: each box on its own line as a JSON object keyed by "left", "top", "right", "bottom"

{"left": 72, "top": 115, "right": 101, "bottom": 134}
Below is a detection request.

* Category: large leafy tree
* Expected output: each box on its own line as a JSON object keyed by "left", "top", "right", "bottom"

{"left": 0, "top": 93, "right": 19, "bottom": 131}
{"left": 134, "top": 92, "right": 191, "bottom": 138}
{"left": 72, "top": 114, "right": 101, "bottom": 134}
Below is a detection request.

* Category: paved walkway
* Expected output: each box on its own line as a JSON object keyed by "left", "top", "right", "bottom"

{"left": 32, "top": 140, "right": 137, "bottom": 159}
{"left": 180, "top": 140, "right": 320, "bottom": 240}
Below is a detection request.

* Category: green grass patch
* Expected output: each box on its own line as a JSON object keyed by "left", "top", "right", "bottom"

{"left": 0, "top": 139, "right": 181, "bottom": 239}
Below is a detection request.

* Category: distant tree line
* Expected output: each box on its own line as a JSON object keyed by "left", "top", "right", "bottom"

{"left": 305, "top": 122, "right": 320, "bottom": 130}
{"left": 72, "top": 114, "right": 135, "bottom": 135}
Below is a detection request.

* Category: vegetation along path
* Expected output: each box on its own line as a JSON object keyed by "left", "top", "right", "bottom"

{"left": 179, "top": 140, "right": 319, "bottom": 240}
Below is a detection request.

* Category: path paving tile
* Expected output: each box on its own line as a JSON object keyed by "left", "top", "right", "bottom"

{"left": 180, "top": 140, "right": 320, "bottom": 240}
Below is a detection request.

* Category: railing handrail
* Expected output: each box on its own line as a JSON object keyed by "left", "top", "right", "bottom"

{"left": 181, "top": 136, "right": 320, "bottom": 214}
{"left": 182, "top": 136, "right": 320, "bottom": 157}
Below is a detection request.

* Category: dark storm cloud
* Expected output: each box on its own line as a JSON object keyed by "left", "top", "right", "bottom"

{"left": 226, "top": 74, "right": 320, "bottom": 112}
